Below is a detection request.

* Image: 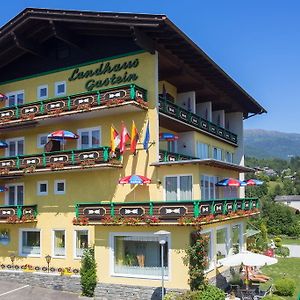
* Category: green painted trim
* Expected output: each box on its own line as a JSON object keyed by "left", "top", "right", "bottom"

{"left": 0, "top": 50, "right": 146, "bottom": 86}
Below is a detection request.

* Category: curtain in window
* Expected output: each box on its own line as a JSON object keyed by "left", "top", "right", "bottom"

{"left": 180, "top": 176, "right": 192, "bottom": 200}
{"left": 166, "top": 177, "right": 177, "bottom": 201}
{"left": 196, "top": 142, "right": 209, "bottom": 159}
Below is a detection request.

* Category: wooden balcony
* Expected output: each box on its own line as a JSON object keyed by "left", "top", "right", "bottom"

{"left": 75, "top": 198, "right": 259, "bottom": 225}
{"left": 159, "top": 97, "right": 238, "bottom": 146}
{"left": 0, "top": 84, "right": 147, "bottom": 130}
{"left": 0, "top": 147, "right": 121, "bottom": 177}
{"left": 0, "top": 204, "right": 37, "bottom": 223}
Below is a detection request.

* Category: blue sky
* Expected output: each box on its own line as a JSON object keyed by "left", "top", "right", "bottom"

{"left": 1, "top": 0, "right": 300, "bottom": 133}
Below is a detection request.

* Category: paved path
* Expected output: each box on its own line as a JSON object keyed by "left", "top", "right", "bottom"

{"left": 0, "top": 280, "right": 81, "bottom": 300}
{"left": 283, "top": 244, "right": 300, "bottom": 258}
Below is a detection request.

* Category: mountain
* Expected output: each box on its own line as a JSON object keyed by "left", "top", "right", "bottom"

{"left": 244, "top": 129, "right": 300, "bottom": 159}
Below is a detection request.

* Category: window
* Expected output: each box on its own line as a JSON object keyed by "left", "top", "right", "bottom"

{"left": 20, "top": 229, "right": 41, "bottom": 257}
{"left": 37, "top": 85, "right": 48, "bottom": 100}
{"left": 5, "top": 183, "right": 24, "bottom": 205}
{"left": 225, "top": 152, "right": 233, "bottom": 163}
{"left": 77, "top": 127, "right": 101, "bottom": 149}
{"left": 200, "top": 175, "right": 219, "bottom": 200}
{"left": 6, "top": 90, "right": 24, "bottom": 107}
{"left": 54, "top": 180, "right": 66, "bottom": 195}
{"left": 165, "top": 175, "right": 192, "bottom": 201}
{"left": 202, "top": 231, "right": 213, "bottom": 271}
{"left": 231, "top": 223, "right": 243, "bottom": 254}
{"left": 196, "top": 142, "right": 209, "bottom": 159}
{"left": 213, "top": 147, "right": 222, "bottom": 161}
{"left": 74, "top": 230, "right": 88, "bottom": 258}
{"left": 111, "top": 233, "right": 169, "bottom": 279}
{"left": 55, "top": 81, "right": 66, "bottom": 96}
{"left": 37, "top": 134, "right": 48, "bottom": 148}
{"left": 53, "top": 230, "right": 66, "bottom": 257}
{"left": 216, "top": 227, "right": 229, "bottom": 261}
{"left": 167, "top": 140, "right": 177, "bottom": 153}
{"left": 5, "top": 137, "right": 24, "bottom": 157}
{"left": 37, "top": 181, "right": 48, "bottom": 196}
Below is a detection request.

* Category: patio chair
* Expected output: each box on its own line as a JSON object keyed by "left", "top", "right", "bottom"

{"left": 253, "top": 285, "right": 273, "bottom": 300}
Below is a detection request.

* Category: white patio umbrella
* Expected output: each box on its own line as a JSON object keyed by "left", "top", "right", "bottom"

{"left": 219, "top": 251, "right": 277, "bottom": 289}
{"left": 219, "top": 251, "right": 277, "bottom": 267}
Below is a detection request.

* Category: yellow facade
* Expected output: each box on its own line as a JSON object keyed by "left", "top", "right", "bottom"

{"left": 0, "top": 50, "right": 251, "bottom": 290}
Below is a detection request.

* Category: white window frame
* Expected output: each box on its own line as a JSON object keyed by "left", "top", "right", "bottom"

{"left": 19, "top": 228, "right": 41, "bottom": 257}
{"left": 54, "top": 179, "right": 66, "bottom": 195}
{"left": 73, "top": 229, "right": 89, "bottom": 259}
{"left": 109, "top": 232, "right": 171, "bottom": 280}
{"left": 225, "top": 151, "right": 233, "bottom": 163}
{"left": 201, "top": 229, "right": 215, "bottom": 273}
{"left": 216, "top": 225, "right": 230, "bottom": 263}
{"left": 196, "top": 142, "right": 210, "bottom": 159}
{"left": 77, "top": 126, "right": 101, "bottom": 149}
{"left": 55, "top": 81, "right": 66, "bottom": 96}
{"left": 37, "top": 133, "right": 48, "bottom": 148}
{"left": 200, "top": 175, "right": 219, "bottom": 200}
{"left": 6, "top": 90, "right": 25, "bottom": 107}
{"left": 5, "top": 183, "right": 24, "bottom": 205}
{"left": 230, "top": 222, "right": 244, "bottom": 253}
{"left": 37, "top": 84, "right": 48, "bottom": 100}
{"left": 5, "top": 137, "right": 25, "bottom": 157}
{"left": 37, "top": 181, "right": 48, "bottom": 196}
{"left": 164, "top": 174, "right": 193, "bottom": 201}
{"left": 52, "top": 229, "right": 66, "bottom": 258}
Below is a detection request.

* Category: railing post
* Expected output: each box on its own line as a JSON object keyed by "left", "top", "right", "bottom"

{"left": 233, "top": 199, "right": 237, "bottom": 212}
{"left": 222, "top": 200, "right": 227, "bottom": 214}
{"left": 42, "top": 153, "right": 46, "bottom": 167}
{"left": 34, "top": 205, "right": 38, "bottom": 217}
{"left": 164, "top": 151, "right": 168, "bottom": 162}
{"left": 110, "top": 203, "right": 115, "bottom": 216}
{"left": 40, "top": 101, "right": 44, "bottom": 114}
{"left": 17, "top": 206, "right": 22, "bottom": 219}
{"left": 67, "top": 96, "right": 71, "bottom": 110}
{"left": 211, "top": 201, "right": 215, "bottom": 214}
{"left": 16, "top": 156, "right": 20, "bottom": 169}
{"left": 103, "top": 147, "right": 109, "bottom": 162}
{"left": 149, "top": 202, "right": 154, "bottom": 216}
{"left": 242, "top": 198, "right": 245, "bottom": 210}
{"left": 130, "top": 84, "right": 136, "bottom": 100}
{"left": 15, "top": 105, "right": 19, "bottom": 118}
{"left": 96, "top": 91, "right": 101, "bottom": 105}
{"left": 71, "top": 150, "right": 75, "bottom": 164}
{"left": 75, "top": 204, "right": 79, "bottom": 218}
{"left": 193, "top": 201, "right": 199, "bottom": 217}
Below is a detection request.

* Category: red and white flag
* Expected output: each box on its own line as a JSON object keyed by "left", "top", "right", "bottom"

{"left": 120, "top": 122, "right": 130, "bottom": 154}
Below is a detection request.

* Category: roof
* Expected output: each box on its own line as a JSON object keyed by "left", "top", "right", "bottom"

{"left": 274, "top": 195, "right": 300, "bottom": 202}
{"left": 150, "top": 159, "right": 255, "bottom": 173}
{"left": 0, "top": 8, "right": 266, "bottom": 117}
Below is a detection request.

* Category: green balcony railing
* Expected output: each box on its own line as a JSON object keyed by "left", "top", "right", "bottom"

{"left": 0, "top": 204, "right": 37, "bottom": 221}
{"left": 0, "top": 147, "right": 120, "bottom": 175}
{"left": 0, "top": 84, "right": 147, "bottom": 126}
{"left": 159, "top": 149, "right": 197, "bottom": 162}
{"left": 159, "top": 96, "right": 237, "bottom": 145}
{"left": 75, "top": 197, "right": 259, "bottom": 223}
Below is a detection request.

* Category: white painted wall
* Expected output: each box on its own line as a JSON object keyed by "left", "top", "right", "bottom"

{"left": 196, "top": 101, "right": 212, "bottom": 121}
{"left": 212, "top": 110, "right": 225, "bottom": 127}
{"left": 177, "top": 91, "right": 196, "bottom": 113}
{"left": 177, "top": 132, "right": 195, "bottom": 157}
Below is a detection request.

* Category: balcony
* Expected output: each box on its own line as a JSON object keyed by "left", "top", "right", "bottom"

{"left": 0, "top": 147, "right": 121, "bottom": 177}
{"left": 0, "top": 84, "right": 147, "bottom": 130}
{"left": 0, "top": 204, "right": 37, "bottom": 223}
{"left": 159, "top": 97, "right": 238, "bottom": 146}
{"left": 159, "top": 150, "right": 197, "bottom": 162}
{"left": 75, "top": 198, "right": 259, "bottom": 225}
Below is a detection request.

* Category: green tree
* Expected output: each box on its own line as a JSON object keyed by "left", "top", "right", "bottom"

{"left": 80, "top": 247, "right": 97, "bottom": 297}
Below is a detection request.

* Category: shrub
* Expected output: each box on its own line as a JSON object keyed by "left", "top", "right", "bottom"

{"left": 274, "top": 246, "right": 290, "bottom": 257}
{"left": 80, "top": 247, "right": 97, "bottom": 297}
{"left": 274, "top": 236, "right": 282, "bottom": 248}
{"left": 263, "top": 296, "right": 282, "bottom": 300}
{"left": 274, "top": 278, "right": 296, "bottom": 296}
{"left": 175, "top": 285, "right": 225, "bottom": 300}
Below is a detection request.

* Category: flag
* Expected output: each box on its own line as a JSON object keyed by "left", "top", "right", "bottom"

{"left": 120, "top": 122, "right": 130, "bottom": 154}
{"left": 143, "top": 121, "right": 150, "bottom": 152}
{"left": 110, "top": 125, "right": 120, "bottom": 154}
{"left": 130, "top": 120, "right": 139, "bottom": 155}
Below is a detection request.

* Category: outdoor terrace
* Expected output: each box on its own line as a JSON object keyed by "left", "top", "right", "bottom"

{"left": 0, "top": 147, "right": 121, "bottom": 177}
{"left": 75, "top": 197, "right": 259, "bottom": 225}
{"left": 159, "top": 96, "right": 238, "bottom": 146}
{"left": 0, "top": 204, "right": 37, "bottom": 223}
{"left": 0, "top": 84, "right": 147, "bottom": 130}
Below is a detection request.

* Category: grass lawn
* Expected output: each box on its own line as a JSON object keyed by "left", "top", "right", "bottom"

{"left": 281, "top": 238, "right": 300, "bottom": 245}
{"left": 260, "top": 257, "right": 300, "bottom": 300}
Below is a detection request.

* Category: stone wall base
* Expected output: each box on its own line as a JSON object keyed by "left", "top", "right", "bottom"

{"left": 0, "top": 271, "right": 185, "bottom": 300}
